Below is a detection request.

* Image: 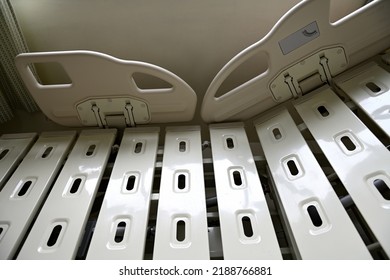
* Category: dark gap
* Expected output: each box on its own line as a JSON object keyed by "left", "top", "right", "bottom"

{"left": 366, "top": 82, "right": 381, "bottom": 93}
{"left": 307, "top": 205, "right": 323, "bottom": 227}
{"left": 0, "top": 149, "right": 9, "bottom": 160}
{"left": 41, "top": 146, "right": 53, "bottom": 158}
{"left": 0, "top": 227, "right": 3, "bottom": 235}
{"left": 176, "top": 220, "right": 186, "bottom": 242}
{"left": 233, "top": 171, "right": 242, "bottom": 186}
{"left": 70, "top": 178, "right": 82, "bottom": 194}
{"left": 287, "top": 160, "right": 299, "bottom": 176}
{"left": 340, "top": 136, "right": 356, "bottom": 151}
{"left": 134, "top": 142, "right": 143, "bottom": 154}
{"left": 47, "top": 225, "right": 62, "bottom": 247}
{"left": 317, "top": 105, "right": 330, "bottom": 117}
{"left": 126, "top": 175, "right": 136, "bottom": 191}
{"left": 86, "top": 144, "right": 96, "bottom": 156}
{"left": 242, "top": 216, "right": 254, "bottom": 238}
{"left": 18, "top": 180, "right": 32, "bottom": 197}
{"left": 178, "top": 174, "right": 186, "bottom": 190}
{"left": 272, "top": 128, "right": 282, "bottom": 140}
{"left": 179, "top": 141, "right": 186, "bottom": 152}
{"left": 114, "top": 221, "right": 126, "bottom": 243}
{"left": 226, "top": 138, "right": 234, "bottom": 149}
{"left": 374, "top": 179, "right": 390, "bottom": 200}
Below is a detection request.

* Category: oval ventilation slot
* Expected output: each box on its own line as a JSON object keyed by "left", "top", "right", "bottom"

{"left": 233, "top": 171, "right": 242, "bottom": 186}
{"left": 18, "top": 180, "right": 32, "bottom": 197}
{"left": 70, "top": 178, "right": 82, "bottom": 194}
{"left": 272, "top": 128, "right": 282, "bottom": 140}
{"left": 178, "top": 174, "right": 186, "bottom": 190}
{"left": 366, "top": 82, "right": 381, "bottom": 93}
{"left": 226, "top": 138, "right": 234, "bottom": 149}
{"left": 41, "top": 146, "right": 53, "bottom": 158}
{"left": 241, "top": 216, "right": 254, "bottom": 238}
{"left": 0, "top": 149, "right": 10, "bottom": 160}
{"left": 134, "top": 142, "right": 143, "bottom": 154}
{"left": 176, "top": 220, "right": 186, "bottom": 242}
{"left": 340, "top": 136, "right": 356, "bottom": 151}
{"left": 126, "top": 175, "right": 136, "bottom": 191}
{"left": 317, "top": 105, "right": 330, "bottom": 117}
{"left": 374, "top": 179, "right": 390, "bottom": 200}
{"left": 287, "top": 160, "right": 299, "bottom": 176}
{"left": 47, "top": 225, "right": 62, "bottom": 247}
{"left": 307, "top": 205, "right": 323, "bottom": 227}
{"left": 86, "top": 144, "right": 96, "bottom": 156}
{"left": 179, "top": 141, "right": 186, "bottom": 152}
{"left": 114, "top": 221, "right": 127, "bottom": 243}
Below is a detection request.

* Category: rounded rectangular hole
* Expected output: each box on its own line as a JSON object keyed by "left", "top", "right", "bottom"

{"left": 114, "top": 221, "right": 127, "bottom": 243}
{"left": 47, "top": 225, "right": 62, "bottom": 247}
{"left": 69, "top": 178, "right": 82, "bottom": 194}
{"left": 0, "top": 149, "right": 10, "bottom": 160}
{"left": 374, "top": 179, "right": 390, "bottom": 200}
{"left": 366, "top": 82, "right": 381, "bottom": 93}
{"left": 28, "top": 62, "right": 72, "bottom": 86}
{"left": 232, "top": 171, "right": 242, "bottom": 186}
{"left": 179, "top": 141, "right": 186, "bottom": 152}
{"left": 132, "top": 72, "right": 173, "bottom": 90}
{"left": 41, "top": 146, "right": 53, "bottom": 158}
{"left": 226, "top": 137, "right": 235, "bottom": 149}
{"left": 18, "top": 180, "right": 32, "bottom": 197}
{"left": 272, "top": 128, "right": 282, "bottom": 140}
{"left": 177, "top": 174, "right": 186, "bottom": 190}
{"left": 176, "top": 220, "right": 186, "bottom": 242}
{"left": 126, "top": 175, "right": 136, "bottom": 191}
{"left": 340, "top": 136, "right": 356, "bottom": 151}
{"left": 134, "top": 142, "right": 143, "bottom": 154}
{"left": 307, "top": 205, "right": 323, "bottom": 227}
{"left": 317, "top": 105, "right": 330, "bottom": 117}
{"left": 287, "top": 160, "right": 299, "bottom": 176}
{"left": 86, "top": 144, "right": 96, "bottom": 156}
{"left": 241, "top": 216, "right": 254, "bottom": 238}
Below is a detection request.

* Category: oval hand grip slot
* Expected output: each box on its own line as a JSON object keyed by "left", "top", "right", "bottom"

{"left": 366, "top": 82, "right": 381, "bottom": 93}
{"left": 241, "top": 216, "right": 254, "bottom": 238}
{"left": 232, "top": 171, "right": 242, "bottom": 186}
{"left": 317, "top": 105, "right": 330, "bottom": 117}
{"left": 126, "top": 175, "right": 137, "bottom": 191}
{"left": 340, "top": 136, "right": 356, "bottom": 151}
{"left": 18, "top": 180, "right": 33, "bottom": 197}
{"left": 307, "top": 205, "right": 323, "bottom": 227}
{"left": 178, "top": 174, "right": 186, "bottom": 190}
{"left": 134, "top": 142, "right": 143, "bottom": 154}
{"left": 272, "top": 128, "right": 282, "bottom": 140}
{"left": 47, "top": 225, "right": 62, "bottom": 247}
{"left": 69, "top": 178, "right": 82, "bottom": 194}
{"left": 287, "top": 160, "right": 299, "bottom": 176}
{"left": 179, "top": 141, "right": 186, "bottom": 152}
{"left": 226, "top": 137, "right": 234, "bottom": 149}
{"left": 0, "top": 149, "right": 10, "bottom": 160}
{"left": 176, "top": 220, "right": 186, "bottom": 242}
{"left": 114, "top": 221, "right": 127, "bottom": 243}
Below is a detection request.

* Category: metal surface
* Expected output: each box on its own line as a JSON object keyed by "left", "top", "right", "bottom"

{"left": 87, "top": 127, "right": 159, "bottom": 259}
{"left": 0, "top": 133, "right": 37, "bottom": 189}
{"left": 335, "top": 63, "right": 390, "bottom": 137}
{"left": 153, "top": 126, "right": 209, "bottom": 259}
{"left": 0, "top": 131, "right": 76, "bottom": 259}
{"left": 17, "top": 129, "right": 116, "bottom": 259}
{"left": 209, "top": 123, "right": 282, "bottom": 259}
{"left": 294, "top": 87, "right": 390, "bottom": 257}
{"left": 254, "top": 110, "right": 371, "bottom": 259}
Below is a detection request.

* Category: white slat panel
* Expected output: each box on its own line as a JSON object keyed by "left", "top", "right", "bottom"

{"left": 17, "top": 129, "right": 116, "bottom": 259}
{"left": 153, "top": 126, "right": 209, "bottom": 259}
{"left": 0, "top": 131, "right": 76, "bottom": 259}
{"left": 294, "top": 88, "right": 390, "bottom": 257}
{"left": 87, "top": 127, "right": 159, "bottom": 259}
{"left": 255, "top": 110, "right": 371, "bottom": 259}
{"left": 209, "top": 123, "right": 282, "bottom": 260}
{"left": 335, "top": 63, "right": 390, "bottom": 137}
{"left": 0, "top": 133, "right": 37, "bottom": 189}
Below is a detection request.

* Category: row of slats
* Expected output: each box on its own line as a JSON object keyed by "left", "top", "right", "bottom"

{"left": 0, "top": 63, "right": 389, "bottom": 259}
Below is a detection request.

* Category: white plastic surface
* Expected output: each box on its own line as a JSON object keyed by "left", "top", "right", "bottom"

{"left": 201, "top": 0, "right": 390, "bottom": 122}
{"left": 17, "top": 129, "right": 116, "bottom": 259}
{"left": 15, "top": 50, "right": 197, "bottom": 126}
{"left": 87, "top": 127, "right": 159, "bottom": 259}
{"left": 0, "top": 131, "right": 76, "bottom": 259}
{"left": 153, "top": 127, "right": 209, "bottom": 259}
{"left": 254, "top": 110, "right": 371, "bottom": 259}
{"left": 335, "top": 63, "right": 390, "bottom": 137}
{"left": 0, "top": 133, "right": 37, "bottom": 189}
{"left": 294, "top": 88, "right": 390, "bottom": 257}
{"left": 209, "top": 123, "right": 282, "bottom": 259}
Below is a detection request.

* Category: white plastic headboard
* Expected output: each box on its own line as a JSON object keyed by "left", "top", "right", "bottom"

{"left": 201, "top": 0, "right": 390, "bottom": 123}
{"left": 15, "top": 50, "right": 197, "bottom": 126}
